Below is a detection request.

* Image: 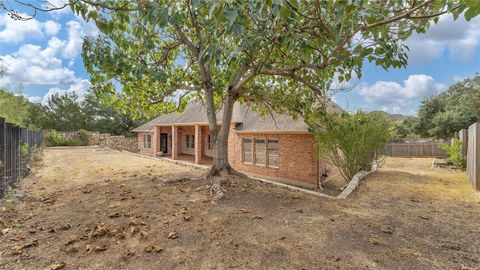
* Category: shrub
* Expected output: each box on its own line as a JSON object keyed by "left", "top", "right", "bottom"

{"left": 77, "top": 129, "right": 91, "bottom": 145}
{"left": 21, "top": 143, "right": 29, "bottom": 157}
{"left": 440, "top": 139, "right": 466, "bottom": 168}
{"left": 311, "top": 111, "right": 390, "bottom": 181}
{"left": 44, "top": 130, "right": 86, "bottom": 146}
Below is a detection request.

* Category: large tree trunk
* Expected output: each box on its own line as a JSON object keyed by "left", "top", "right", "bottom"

{"left": 203, "top": 88, "right": 244, "bottom": 202}
{"left": 206, "top": 88, "right": 240, "bottom": 177}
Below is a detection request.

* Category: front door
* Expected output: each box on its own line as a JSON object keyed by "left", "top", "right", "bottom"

{"left": 160, "top": 133, "right": 168, "bottom": 153}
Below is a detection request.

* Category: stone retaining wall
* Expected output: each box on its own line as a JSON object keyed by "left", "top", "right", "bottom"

{"left": 57, "top": 131, "right": 138, "bottom": 153}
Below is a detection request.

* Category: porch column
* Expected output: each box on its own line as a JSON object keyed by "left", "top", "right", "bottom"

{"left": 152, "top": 126, "right": 159, "bottom": 157}
{"left": 172, "top": 125, "right": 178, "bottom": 160}
{"left": 195, "top": 124, "right": 201, "bottom": 164}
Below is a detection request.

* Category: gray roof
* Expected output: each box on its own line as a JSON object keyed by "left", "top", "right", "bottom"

{"left": 132, "top": 99, "right": 344, "bottom": 133}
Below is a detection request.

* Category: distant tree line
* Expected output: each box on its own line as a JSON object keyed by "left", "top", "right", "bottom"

{"left": 391, "top": 74, "right": 480, "bottom": 141}
{"left": 0, "top": 89, "right": 143, "bottom": 136}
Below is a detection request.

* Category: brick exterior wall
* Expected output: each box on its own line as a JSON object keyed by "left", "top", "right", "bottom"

{"left": 229, "top": 132, "right": 319, "bottom": 188}
{"left": 138, "top": 132, "right": 154, "bottom": 156}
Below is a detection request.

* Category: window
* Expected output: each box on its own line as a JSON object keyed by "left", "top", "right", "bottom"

{"left": 242, "top": 138, "right": 253, "bottom": 163}
{"left": 207, "top": 135, "right": 212, "bottom": 150}
{"left": 254, "top": 138, "right": 266, "bottom": 166}
{"left": 267, "top": 139, "right": 279, "bottom": 167}
{"left": 143, "top": 134, "right": 152, "bottom": 148}
{"left": 186, "top": 135, "right": 195, "bottom": 149}
{"left": 242, "top": 137, "right": 279, "bottom": 168}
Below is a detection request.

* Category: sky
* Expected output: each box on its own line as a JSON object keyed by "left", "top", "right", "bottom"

{"left": 0, "top": 5, "right": 479, "bottom": 116}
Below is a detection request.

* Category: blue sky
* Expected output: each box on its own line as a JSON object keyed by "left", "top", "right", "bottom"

{"left": 0, "top": 6, "right": 479, "bottom": 115}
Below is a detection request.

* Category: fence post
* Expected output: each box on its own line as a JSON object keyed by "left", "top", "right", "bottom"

{"left": 0, "top": 118, "right": 4, "bottom": 197}
{"left": 467, "top": 123, "right": 480, "bottom": 191}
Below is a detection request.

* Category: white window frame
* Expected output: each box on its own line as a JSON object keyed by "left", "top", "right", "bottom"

{"left": 186, "top": 134, "right": 195, "bottom": 149}
{"left": 242, "top": 137, "right": 280, "bottom": 169}
{"left": 143, "top": 134, "right": 152, "bottom": 148}
{"left": 242, "top": 138, "right": 253, "bottom": 164}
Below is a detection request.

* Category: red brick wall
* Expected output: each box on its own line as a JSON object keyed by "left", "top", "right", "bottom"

{"left": 138, "top": 132, "right": 154, "bottom": 156}
{"left": 229, "top": 132, "right": 319, "bottom": 188}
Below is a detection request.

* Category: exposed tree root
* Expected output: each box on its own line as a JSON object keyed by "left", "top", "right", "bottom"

{"left": 205, "top": 164, "right": 246, "bottom": 204}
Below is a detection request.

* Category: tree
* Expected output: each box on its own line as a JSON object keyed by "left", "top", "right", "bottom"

{"left": 82, "top": 92, "right": 141, "bottom": 135}
{"left": 310, "top": 111, "right": 390, "bottom": 181}
{"left": 413, "top": 74, "right": 480, "bottom": 139}
{"left": 390, "top": 120, "right": 409, "bottom": 142}
{"left": 0, "top": 89, "right": 31, "bottom": 126}
{"left": 42, "top": 92, "right": 88, "bottom": 131}
{"left": 4, "top": 1, "right": 480, "bottom": 182}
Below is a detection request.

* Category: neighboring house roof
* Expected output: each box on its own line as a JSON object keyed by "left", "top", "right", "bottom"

{"left": 132, "top": 99, "right": 344, "bottom": 133}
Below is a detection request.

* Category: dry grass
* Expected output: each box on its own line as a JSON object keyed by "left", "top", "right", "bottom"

{"left": 0, "top": 148, "right": 479, "bottom": 270}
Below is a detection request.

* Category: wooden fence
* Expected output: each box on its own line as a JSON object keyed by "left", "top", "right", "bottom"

{"left": 384, "top": 142, "right": 448, "bottom": 158}
{"left": 466, "top": 123, "right": 479, "bottom": 190}
{"left": 0, "top": 117, "right": 44, "bottom": 198}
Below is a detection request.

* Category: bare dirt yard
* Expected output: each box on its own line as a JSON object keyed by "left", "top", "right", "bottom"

{"left": 1, "top": 147, "right": 479, "bottom": 270}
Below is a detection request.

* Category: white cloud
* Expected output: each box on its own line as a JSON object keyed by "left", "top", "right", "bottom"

{"left": 41, "top": 79, "right": 90, "bottom": 104}
{"left": 0, "top": 14, "right": 61, "bottom": 43}
{"left": 63, "top": 21, "right": 84, "bottom": 60}
{"left": 406, "top": 14, "right": 480, "bottom": 63}
{"left": 0, "top": 16, "right": 99, "bottom": 90}
{"left": 356, "top": 74, "right": 447, "bottom": 113}
{"left": 0, "top": 43, "right": 77, "bottom": 88}
{"left": 28, "top": 96, "right": 43, "bottom": 103}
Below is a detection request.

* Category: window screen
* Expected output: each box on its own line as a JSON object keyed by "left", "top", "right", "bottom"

{"left": 242, "top": 138, "right": 252, "bottom": 163}
{"left": 186, "top": 135, "right": 195, "bottom": 148}
{"left": 254, "top": 138, "right": 266, "bottom": 165}
{"left": 267, "top": 139, "right": 279, "bottom": 167}
{"left": 144, "top": 135, "right": 152, "bottom": 148}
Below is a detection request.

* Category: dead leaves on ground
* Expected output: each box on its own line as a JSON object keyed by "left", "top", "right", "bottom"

{"left": 167, "top": 229, "right": 178, "bottom": 239}
{"left": 44, "top": 262, "right": 66, "bottom": 270}
{"left": 11, "top": 239, "right": 38, "bottom": 255}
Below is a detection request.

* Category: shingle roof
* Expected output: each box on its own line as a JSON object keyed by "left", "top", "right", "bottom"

{"left": 132, "top": 99, "right": 344, "bottom": 133}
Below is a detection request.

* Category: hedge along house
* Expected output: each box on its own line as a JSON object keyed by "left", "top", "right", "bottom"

{"left": 132, "top": 101, "right": 344, "bottom": 189}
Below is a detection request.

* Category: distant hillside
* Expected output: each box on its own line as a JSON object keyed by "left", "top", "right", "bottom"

{"left": 372, "top": 111, "right": 413, "bottom": 122}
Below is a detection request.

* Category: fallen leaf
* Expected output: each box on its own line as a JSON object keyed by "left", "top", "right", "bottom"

{"left": 368, "top": 236, "right": 381, "bottom": 245}
{"left": 122, "top": 249, "right": 135, "bottom": 259}
{"left": 90, "top": 224, "right": 109, "bottom": 238}
{"left": 144, "top": 244, "right": 163, "bottom": 253}
{"left": 44, "top": 262, "right": 66, "bottom": 270}
{"left": 1, "top": 228, "right": 11, "bottom": 235}
{"left": 380, "top": 226, "right": 393, "bottom": 234}
{"left": 167, "top": 230, "right": 178, "bottom": 239}
{"left": 65, "top": 236, "right": 77, "bottom": 246}
{"left": 92, "top": 244, "right": 108, "bottom": 252}
{"left": 108, "top": 212, "right": 121, "bottom": 218}
{"left": 61, "top": 224, "right": 71, "bottom": 230}
{"left": 11, "top": 239, "right": 38, "bottom": 254}
{"left": 10, "top": 235, "right": 26, "bottom": 241}
{"left": 64, "top": 244, "right": 80, "bottom": 254}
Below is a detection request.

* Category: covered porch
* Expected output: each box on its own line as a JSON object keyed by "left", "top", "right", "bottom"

{"left": 152, "top": 124, "right": 214, "bottom": 165}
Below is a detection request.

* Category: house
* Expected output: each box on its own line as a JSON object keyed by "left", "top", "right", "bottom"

{"left": 132, "top": 101, "right": 344, "bottom": 189}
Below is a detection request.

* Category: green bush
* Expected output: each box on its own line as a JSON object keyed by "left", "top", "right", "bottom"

{"left": 77, "top": 129, "right": 91, "bottom": 145}
{"left": 440, "top": 139, "right": 466, "bottom": 168}
{"left": 312, "top": 111, "right": 390, "bottom": 181}
{"left": 44, "top": 130, "right": 85, "bottom": 146}
{"left": 21, "top": 143, "right": 29, "bottom": 157}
